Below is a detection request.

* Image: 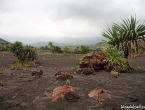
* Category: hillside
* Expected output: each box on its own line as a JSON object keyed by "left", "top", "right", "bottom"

{"left": 0, "top": 38, "right": 11, "bottom": 44}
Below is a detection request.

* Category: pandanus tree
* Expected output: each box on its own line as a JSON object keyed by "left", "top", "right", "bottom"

{"left": 101, "top": 15, "right": 145, "bottom": 58}
{"left": 99, "top": 15, "right": 145, "bottom": 71}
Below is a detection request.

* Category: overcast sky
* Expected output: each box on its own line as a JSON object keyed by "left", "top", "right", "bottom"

{"left": 0, "top": 0, "right": 145, "bottom": 44}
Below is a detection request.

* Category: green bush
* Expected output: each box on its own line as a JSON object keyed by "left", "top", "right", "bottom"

{"left": 47, "top": 42, "right": 63, "bottom": 53}
{"left": 74, "top": 45, "right": 91, "bottom": 54}
{"left": 10, "top": 41, "right": 38, "bottom": 61}
{"left": 40, "top": 46, "right": 45, "bottom": 49}
{"left": 53, "top": 46, "right": 63, "bottom": 53}
{"left": 63, "top": 47, "right": 69, "bottom": 53}
{"left": 10, "top": 41, "right": 23, "bottom": 54}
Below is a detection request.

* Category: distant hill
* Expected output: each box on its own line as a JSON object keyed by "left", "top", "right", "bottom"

{"left": 0, "top": 38, "right": 11, "bottom": 44}
{"left": 29, "top": 41, "right": 58, "bottom": 47}
{"left": 0, "top": 38, "right": 11, "bottom": 50}
{"left": 29, "top": 37, "right": 105, "bottom": 47}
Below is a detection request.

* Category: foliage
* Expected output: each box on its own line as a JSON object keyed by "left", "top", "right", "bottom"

{"left": 0, "top": 42, "right": 11, "bottom": 51}
{"left": 74, "top": 45, "right": 91, "bottom": 54}
{"left": 74, "top": 46, "right": 80, "bottom": 54}
{"left": 137, "top": 46, "right": 145, "bottom": 55}
{"left": 63, "top": 47, "right": 69, "bottom": 53}
{"left": 100, "top": 15, "right": 145, "bottom": 58}
{"left": 10, "top": 60, "right": 35, "bottom": 70}
{"left": 41, "top": 42, "right": 63, "bottom": 53}
{"left": 40, "top": 46, "right": 45, "bottom": 49}
{"left": 102, "top": 47, "right": 129, "bottom": 71}
{"left": 10, "top": 41, "right": 38, "bottom": 61}
{"left": 44, "top": 45, "right": 49, "bottom": 50}
{"left": 24, "top": 45, "right": 38, "bottom": 60}
{"left": 10, "top": 41, "right": 23, "bottom": 54}
{"left": 40, "top": 42, "right": 91, "bottom": 54}
{"left": 48, "top": 42, "right": 63, "bottom": 53}
{"left": 53, "top": 46, "right": 63, "bottom": 53}
{"left": 73, "top": 64, "right": 77, "bottom": 71}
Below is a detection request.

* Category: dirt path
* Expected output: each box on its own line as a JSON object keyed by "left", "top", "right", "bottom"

{"left": 0, "top": 52, "right": 145, "bottom": 110}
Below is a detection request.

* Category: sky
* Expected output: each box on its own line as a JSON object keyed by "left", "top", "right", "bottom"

{"left": 0, "top": 0, "right": 145, "bottom": 44}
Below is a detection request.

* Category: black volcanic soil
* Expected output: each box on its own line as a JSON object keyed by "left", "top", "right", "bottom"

{"left": 0, "top": 51, "right": 145, "bottom": 110}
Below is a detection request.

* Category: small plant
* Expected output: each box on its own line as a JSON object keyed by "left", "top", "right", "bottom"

{"left": 10, "top": 60, "right": 35, "bottom": 70}
{"left": 11, "top": 61, "right": 24, "bottom": 70}
{"left": 44, "top": 90, "right": 48, "bottom": 96}
{"left": 65, "top": 79, "right": 70, "bottom": 85}
{"left": 23, "top": 67, "right": 27, "bottom": 71}
{"left": 102, "top": 47, "right": 129, "bottom": 72}
{"left": 10, "top": 65, "right": 15, "bottom": 70}
{"left": 73, "top": 64, "right": 77, "bottom": 71}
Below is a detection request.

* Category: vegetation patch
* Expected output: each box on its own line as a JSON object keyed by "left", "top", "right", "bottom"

{"left": 10, "top": 41, "right": 38, "bottom": 62}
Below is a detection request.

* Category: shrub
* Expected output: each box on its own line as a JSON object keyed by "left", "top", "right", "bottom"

{"left": 10, "top": 41, "right": 23, "bottom": 55}
{"left": 40, "top": 46, "right": 45, "bottom": 49}
{"left": 53, "top": 46, "right": 63, "bottom": 53}
{"left": 63, "top": 47, "right": 69, "bottom": 53}
{"left": 74, "top": 45, "right": 91, "bottom": 54}
{"left": 48, "top": 42, "right": 63, "bottom": 53}
{"left": 10, "top": 41, "right": 38, "bottom": 62}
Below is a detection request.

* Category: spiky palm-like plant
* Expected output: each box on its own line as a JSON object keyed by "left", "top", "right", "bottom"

{"left": 113, "top": 15, "right": 145, "bottom": 58}
{"left": 101, "top": 15, "right": 145, "bottom": 58}
{"left": 101, "top": 26, "right": 120, "bottom": 46}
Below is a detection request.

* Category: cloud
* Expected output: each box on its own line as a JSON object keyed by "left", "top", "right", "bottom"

{"left": 0, "top": 0, "right": 145, "bottom": 43}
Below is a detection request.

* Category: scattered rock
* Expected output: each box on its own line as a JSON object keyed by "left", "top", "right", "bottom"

{"left": 110, "top": 71, "right": 120, "bottom": 77}
{"left": 52, "top": 85, "right": 75, "bottom": 102}
{"left": 76, "top": 52, "right": 106, "bottom": 75}
{"left": 0, "top": 98, "right": 3, "bottom": 102}
{"left": 128, "top": 96, "right": 138, "bottom": 102}
{"left": 64, "top": 92, "right": 80, "bottom": 102}
{"left": 52, "top": 71, "right": 73, "bottom": 80}
{"left": 54, "top": 68, "right": 57, "bottom": 70}
{"left": 88, "top": 87, "right": 112, "bottom": 104}
{"left": 31, "top": 69, "right": 43, "bottom": 76}
{"left": 28, "top": 78, "right": 33, "bottom": 81}
{"left": 0, "top": 80, "right": 4, "bottom": 86}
